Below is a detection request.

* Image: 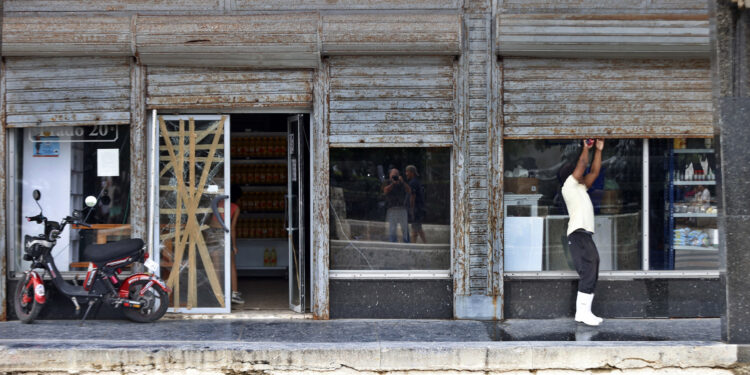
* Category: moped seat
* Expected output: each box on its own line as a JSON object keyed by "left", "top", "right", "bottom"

{"left": 83, "top": 238, "right": 144, "bottom": 265}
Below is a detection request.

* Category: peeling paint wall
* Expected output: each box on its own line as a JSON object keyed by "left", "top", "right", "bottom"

{"left": 130, "top": 62, "right": 147, "bottom": 241}
{"left": 312, "top": 59, "right": 330, "bottom": 319}
{"left": 0, "top": 58, "right": 6, "bottom": 321}
{"left": 0, "top": 0, "right": 6, "bottom": 322}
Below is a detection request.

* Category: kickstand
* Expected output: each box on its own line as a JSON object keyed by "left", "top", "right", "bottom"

{"left": 79, "top": 300, "right": 98, "bottom": 326}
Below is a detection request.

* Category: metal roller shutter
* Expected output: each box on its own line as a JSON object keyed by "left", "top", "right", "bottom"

{"left": 328, "top": 56, "right": 457, "bottom": 146}
{"left": 501, "top": 58, "right": 713, "bottom": 139}
{"left": 146, "top": 67, "right": 313, "bottom": 109}
{"left": 496, "top": 14, "right": 710, "bottom": 58}
{"left": 4, "top": 57, "right": 131, "bottom": 128}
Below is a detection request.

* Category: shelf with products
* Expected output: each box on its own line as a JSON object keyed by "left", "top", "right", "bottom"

{"left": 666, "top": 140, "right": 719, "bottom": 270}
{"left": 672, "top": 148, "right": 714, "bottom": 154}
{"left": 230, "top": 133, "right": 287, "bottom": 159}
{"left": 673, "top": 213, "right": 717, "bottom": 218}
{"left": 231, "top": 163, "right": 288, "bottom": 185}
{"left": 232, "top": 159, "right": 287, "bottom": 164}
{"left": 235, "top": 216, "right": 287, "bottom": 239}
{"left": 673, "top": 180, "right": 716, "bottom": 186}
{"left": 237, "top": 190, "right": 286, "bottom": 213}
{"left": 235, "top": 238, "right": 288, "bottom": 271}
{"left": 673, "top": 245, "right": 719, "bottom": 251}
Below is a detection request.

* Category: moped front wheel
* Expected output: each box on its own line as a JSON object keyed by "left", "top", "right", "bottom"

{"left": 14, "top": 274, "right": 43, "bottom": 323}
{"left": 122, "top": 280, "right": 169, "bottom": 323}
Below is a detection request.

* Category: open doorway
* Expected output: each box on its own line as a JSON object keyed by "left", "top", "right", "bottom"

{"left": 229, "top": 114, "right": 311, "bottom": 313}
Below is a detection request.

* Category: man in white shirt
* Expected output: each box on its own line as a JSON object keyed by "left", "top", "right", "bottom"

{"left": 561, "top": 139, "right": 604, "bottom": 326}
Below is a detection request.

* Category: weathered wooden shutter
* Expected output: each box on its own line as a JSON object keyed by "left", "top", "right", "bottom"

{"left": 2, "top": 16, "right": 132, "bottom": 57}
{"left": 136, "top": 15, "right": 319, "bottom": 68}
{"left": 328, "top": 56, "right": 456, "bottom": 146}
{"left": 5, "top": 57, "right": 131, "bottom": 127}
{"left": 146, "top": 67, "right": 313, "bottom": 109}
{"left": 4, "top": 0, "right": 221, "bottom": 12}
{"left": 501, "top": 58, "right": 713, "bottom": 138}
{"left": 321, "top": 14, "right": 462, "bottom": 55}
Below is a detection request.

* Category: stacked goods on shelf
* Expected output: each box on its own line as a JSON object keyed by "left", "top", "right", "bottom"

{"left": 237, "top": 217, "right": 285, "bottom": 239}
{"left": 238, "top": 192, "right": 285, "bottom": 212}
{"left": 673, "top": 227, "right": 712, "bottom": 247}
{"left": 234, "top": 164, "right": 287, "bottom": 184}
{"left": 263, "top": 248, "right": 278, "bottom": 267}
{"left": 231, "top": 136, "right": 286, "bottom": 158}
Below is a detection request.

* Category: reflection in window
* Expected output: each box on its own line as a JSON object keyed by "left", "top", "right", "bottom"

{"left": 330, "top": 148, "right": 451, "bottom": 270}
{"left": 12, "top": 125, "right": 131, "bottom": 273}
{"left": 503, "top": 140, "right": 642, "bottom": 272}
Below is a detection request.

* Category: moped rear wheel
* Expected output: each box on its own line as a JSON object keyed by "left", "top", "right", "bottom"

{"left": 14, "top": 274, "right": 43, "bottom": 324}
{"left": 122, "top": 280, "right": 169, "bottom": 323}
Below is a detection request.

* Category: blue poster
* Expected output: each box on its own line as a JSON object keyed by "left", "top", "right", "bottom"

{"left": 32, "top": 136, "right": 60, "bottom": 157}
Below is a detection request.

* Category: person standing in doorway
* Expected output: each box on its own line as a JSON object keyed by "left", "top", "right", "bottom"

{"left": 383, "top": 168, "right": 411, "bottom": 243}
{"left": 561, "top": 139, "right": 604, "bottom": 326}
{"left": 210, "top": 184, "right": 243, "bottom": 305}
{"left": 405, "top": 165, "right": 427, "bottom": 243}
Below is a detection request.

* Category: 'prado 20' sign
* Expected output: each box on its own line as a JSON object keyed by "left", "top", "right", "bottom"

{"left": 27, "top": 125, "right": 119, "bottom": 143}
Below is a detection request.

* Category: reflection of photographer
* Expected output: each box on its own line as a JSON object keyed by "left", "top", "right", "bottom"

{"left": 383, "top": 168, "right": 411, "bottom": 243}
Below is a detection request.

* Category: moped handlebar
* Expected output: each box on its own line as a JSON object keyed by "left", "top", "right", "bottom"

{"left": 25, "top": 214, "right": 45, "bottom": 224}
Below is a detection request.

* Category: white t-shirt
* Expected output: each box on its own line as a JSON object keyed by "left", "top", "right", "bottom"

{"left": 561, "top": 175, "right": 595, "bottom": 236}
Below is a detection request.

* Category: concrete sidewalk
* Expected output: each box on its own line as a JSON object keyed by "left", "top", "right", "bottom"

{"left": 0, "top": 318, "right": 746, "bottom": 374}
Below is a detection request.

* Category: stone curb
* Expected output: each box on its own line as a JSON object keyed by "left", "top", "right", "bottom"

{"left": 0, "top": 341, "right": 739, "bottom": 373}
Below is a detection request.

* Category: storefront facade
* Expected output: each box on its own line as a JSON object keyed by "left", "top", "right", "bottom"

{"left": 0, "top": 0, "right": 724, "bottom": 322}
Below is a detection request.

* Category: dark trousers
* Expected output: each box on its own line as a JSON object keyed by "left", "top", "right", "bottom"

{"left": 568, "top": 229, "right": 600, "bottom": 294}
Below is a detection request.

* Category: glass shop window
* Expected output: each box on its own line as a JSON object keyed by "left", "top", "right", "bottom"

{"left": 329, "top": 148, "right": 451, "bottom": 270}
{"left": 10, "top": 125, "right": 131, "bottom": 273}
{"left": 503, "top": 138, "right": 719, "bottom": 272}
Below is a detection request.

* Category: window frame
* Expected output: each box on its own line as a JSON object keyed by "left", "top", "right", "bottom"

{"left": 502, "top": 138, "right": 720, "bottom": 279}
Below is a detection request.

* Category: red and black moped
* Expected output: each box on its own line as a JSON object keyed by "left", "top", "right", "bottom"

{"left": 14, "top": 189, "right": 171, "bottom": 324}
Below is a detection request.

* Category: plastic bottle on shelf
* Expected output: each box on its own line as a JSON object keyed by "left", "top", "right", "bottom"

{"left": 248, "top": 165, "right": 255, "bottom": 184}
{"left": 270, "top": 248, "right": 277, "bottom": 267}
{"left": 263, "top": 248, "right": 270, "bottom": 267}
{"left": 258, "top": 137, "right": 268, "bottom": 158}
{"left": 273, "top": 137, "right": 281, "bottom": 157}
